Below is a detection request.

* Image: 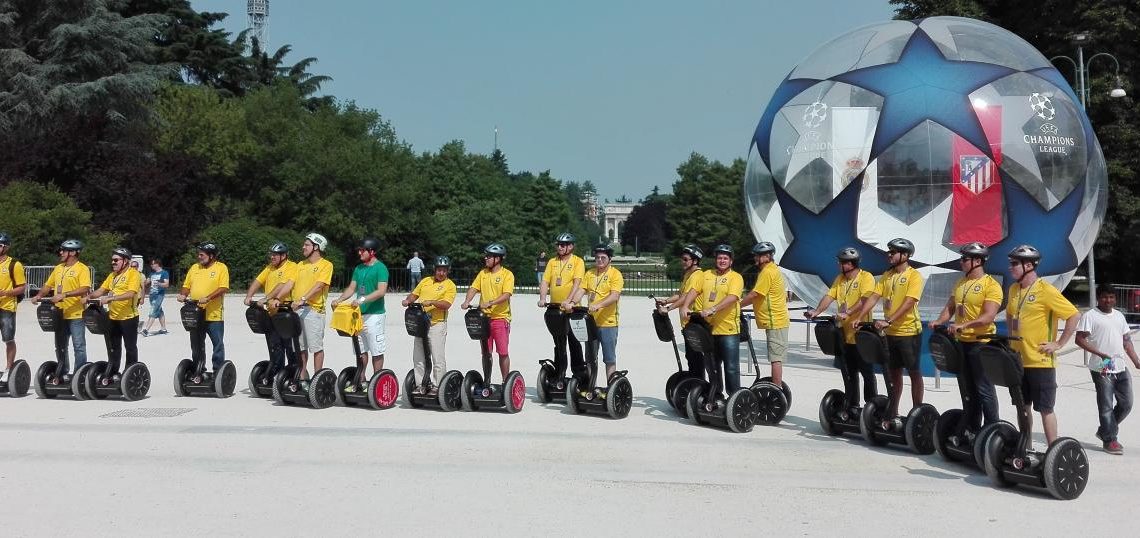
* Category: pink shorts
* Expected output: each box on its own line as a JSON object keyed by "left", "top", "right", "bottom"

{"left": 487, "top": 318, "right": 510, "bottom": 356}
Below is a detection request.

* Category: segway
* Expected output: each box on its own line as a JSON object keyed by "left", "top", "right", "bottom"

{"left": 683, "top": 314, "right": 759, "bottom": 433}
{"left": 331, "top": 303, "right": 400, "bottom": 409}
{"left": 564, "top": 306, "right": 633, "bottom": 419}
{"left": 741, "top": 309, "right": 791, "bottom": 425}
{"left": 535, "top": 304, "right": 571, "bottom": 403}
{"left": 854, "top": 322, "right": 939, "bottom": 453}
{"left": 32, "top": 300, "right": 88, "bottom": 399}
{"left": 172, "top": 299, "right": 237, "bottom": 398}
{"left": 0, "top": 358, "right": 29, "bottom": 397}
{"left": 76, "top": 301, "right": 151, "bottom": 401}
{"left": 651, "top": 298, "right": 702, "bottom": 412}
{"left": 269, "top": 303, "right": 337, "bottom": 409}
{"left": 976, "top": 334, "right": 1089, "bottom": 500}
{"left": 814, "top": 316, "right": 864, "bottom": 437}
{"left": 459, "top": 305, "right": 525, "bottom": 413}
{"left": 246, "top": 301, "right": 284, "bottom": 398}
{"left": 928, "top": 326, "right": 1010, "bottom": 468}
{"left": 402, "top": 303, "right": 463, "bottom": 411}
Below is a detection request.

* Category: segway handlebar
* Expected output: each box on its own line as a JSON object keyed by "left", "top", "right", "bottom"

{"left": 975, "top": 333, "right": 1022, "bottom": 342}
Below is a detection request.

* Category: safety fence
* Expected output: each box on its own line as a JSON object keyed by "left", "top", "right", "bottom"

{"left": 20, "top": 266, "right": 99, "bottom": 298}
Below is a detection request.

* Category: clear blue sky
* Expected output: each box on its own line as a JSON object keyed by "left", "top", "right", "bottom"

{"left": 191, "top": 0, "right": 896, "bottom": 202}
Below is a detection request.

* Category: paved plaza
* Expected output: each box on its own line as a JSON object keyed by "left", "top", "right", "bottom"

{"left": 0, "top": 295, "right": 1130, "bottom": 536}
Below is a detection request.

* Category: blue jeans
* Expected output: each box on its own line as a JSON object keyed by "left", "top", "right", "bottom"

{"left": 56, "top": 319, "right": 88, "bottom": 373}
{"left": 714, "top": 334, "right": 741, "bottom": 394}
{"left": 594, "top": 326, "right": 618, "bottom": 365}
{"left": 962, "top": 342, "right": 1000, "bottom": 427}
{"left": 148, "top": 293, "right": 165, "bottom": 319}
{"left": 1091, "top": 370, "right": 1133, "bottom": 442}
{"left": 192, "top": 321, "right": 226, "bottom": 371}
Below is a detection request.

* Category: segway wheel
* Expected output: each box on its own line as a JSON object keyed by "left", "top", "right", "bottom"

{"left": 504, "top": 371, "right": 525, "bottom": 414}
{"left": 973, "top": 421, "right": 1014, "bottom": 469}
{"left": 249, "top": 360, "right": 269, "bottom": 398}
{"left": 438, "top": 370, "right": 463, "bottom": 411}
{"left": 34, "top": 361, "right": 58, "bottom": 399}
{"left": 859, "top": 395, "right": 890, "bottom": 446}
{"left": 933, "top": 408, "right": 965, "bottom": 462}
{"left": 757, "top": 376, "right": 792, "bottom": 408}
{"left": 982, "top": 423, "right": 1019, "bottom": 488}
{"left": 82, "top": 361, "right": 109, "bottom": 400}
{"left": 664, "top": 371, "right": 687, "bottom": 406}
{"left": 535, "top": 364, "right": 553, "bottom": 403}
{"left": 750, "top": 381, "right": 788, "bottom": 425}
{"left": 308, "top": 369, "right": 337, "bottom": 409}
{"left": 72, "top": 363, "right": 93, "bottom": 400}
{"left": 335, "top": 366, "right": 357, "bottom": 407}
{"left": 904, "top": 403, "right": 939, "bottom": 455}
{"left": 460, "top": 370, "right": 482, "bottom": 411}
{"left": 605, "top": 376, "right": 633, "bottom": 419}
{"left": 565, "top": 377, "right": 583, "bottom": 414}
{"left": 172, "top": 359, "right": 192, "bottom": 397}
{"left": 726, "top": 389, "right": 758, "bottom": 434}
{"left": 9, "top": 360, "right": 31, "bottom": 397}
{"left": 403, "top": 369, "right": 423, "bottom": 409}
{"left": 672, "top": 378, "right": 705, "bottom": 419}
{"left": 271, "top": 368, "right": 291, "bottom": 405}
{"left": 1043, "top": 437, "right": 1089, "bottom": 500}
{"left": 214, "top": 361, "right": 237, "bottom": 397}
{"left": 367, "top": 369, "right": 399, "bottom": 410}
{"left": 818, "top": 389, "right": 846, "bottom": 436}
{"left": 685, "top": 388, "right": 704, "bottom": 425}
{"left": 121, "top": 362, "right": 151, "bottom": 401}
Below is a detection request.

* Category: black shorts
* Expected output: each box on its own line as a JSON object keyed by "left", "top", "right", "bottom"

{"left": 1020, "top": 368, "right": 1057, "bottom": 413}
{"left": 885, "top": 334, "right": 920, "bottom": 370}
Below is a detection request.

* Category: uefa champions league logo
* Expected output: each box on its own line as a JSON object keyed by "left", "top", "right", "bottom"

{"left": 802, "top": 101, "right": 828, "bottom": 128}
{"left": 1029, "top": 93, "right": 1055, "bottom": 121}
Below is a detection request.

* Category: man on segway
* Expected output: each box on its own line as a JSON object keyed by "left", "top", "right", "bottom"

{"left": 88, "top": 248, "right": 143, "bottom": 385}
{"left": 460, "top": 243, "right": 515, "bottom": 385}
{"left": 576, "top": 243, "right": 623, "bottom": 378}
{"left": 695, "top": 244, "right": 744, "bottom": 402}
{"left": 244, "top": 242, "right": 298, "bottom": 382}
{"left": 292, "top": 233, "right": 334, "bottom": 385}
{"left": 331, "top": 238, "right": 389, "bottom": 390}
{"left": 31, "top": 239, "right": 93, "bottom": 384}
{"left": 177, "top": 242, "right": 230, "bottom": 382}
{"left": 806, "top": 247, "right": 878, "bottom": 410}
{"left": 656, "top": 244, "right": 707, "bottom": 376}
{"left": 537, "top": 232, "right": 585, "bottom": 388}
{"left": 0, "top": 232, "right": 27, "bottom": 383}
{"left": 402, "top": 255, "right": 457, "bottom": 395}
{"left": 739, "top": 242, "right": 790, "bottom": 387}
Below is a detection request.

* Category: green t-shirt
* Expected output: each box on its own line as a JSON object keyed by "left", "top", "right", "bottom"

{"left": 352, "top": 261, "right": 389, "bottom": 315}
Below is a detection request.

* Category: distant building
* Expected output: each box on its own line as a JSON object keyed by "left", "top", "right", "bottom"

{"left": 581, "top": 188, "right": 599, "bottom": 222}
{"left": 602, "top": 202, "right": 636, "bottom": 242}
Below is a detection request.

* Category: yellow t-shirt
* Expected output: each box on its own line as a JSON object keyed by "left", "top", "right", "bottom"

{"left": 826, "top": 269, "right": 875, "bottom": 344}
{"left": 543, "top": 254, "right": 585, "bottom": 304}
{"left": 292, "top": 257, "right": 334, "bottom": 313}
{"left": 679, "top": 268, "right": 707, "bottom": 328}
{"left": 471, "top": 267, "right": 514, "bottom": 321}
{"left": 585, "top": 266, "right": 623, "bottom": 328}
{"left": 44, "top": 262, "right": 92, "bottom": 320}
{"left": 0, "top": 257, "right": 26, "bottom": 313}
{"left": 874, "top": 266, "right": 924, "bottom": 336}
{"left": 182, "top": 261, "right": 230, "bottom": 322}
{"left": 750, "top": 262, "right": 789, "bottom": 329}
{"left": 1007, "top": 280, "right": 1078, "bottom": 368}
{"left": 256, "top": 260, "right": 298, "bottom": 299}
{"left": 99, "top": 269, "right": 142, "bottom": 320}
{"left": 952, "top": 274, "right": 1003, "bottom": 343}
{"left": 706, "top": 269, "right": 744, "bottom": 336}
{"left": 412, "top": 277, "right": 457, "bottom": 324}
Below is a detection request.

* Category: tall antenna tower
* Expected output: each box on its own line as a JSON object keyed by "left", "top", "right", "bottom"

{"left": 247, "top": 0, "right": 269, "bottom": 49}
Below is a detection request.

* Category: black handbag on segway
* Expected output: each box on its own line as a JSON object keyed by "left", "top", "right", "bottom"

{"left": 402, "top": 303, "right": 463, "bottom": 411}
{"left": 459, "top": 306, "right": 525, "bottom": 413}
{"left": 853, "top": 322, "right": 938, "bottom": 453}
{"left": 76, "top": 301, "right": 152, "bottom": 402}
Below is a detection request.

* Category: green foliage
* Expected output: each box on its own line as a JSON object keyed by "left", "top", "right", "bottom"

{"left": 666, "top": 153, "right": 753, "bottom": 269}
{"left": 0, "top": 181, "right": 121, "bottom": 267}
{"left": 155, "top": 84, "right": 256, "bottom": 177}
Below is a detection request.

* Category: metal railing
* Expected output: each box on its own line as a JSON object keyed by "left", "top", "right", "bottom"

{"left": 21, "top": 266, "right": 99, "bottom": 298}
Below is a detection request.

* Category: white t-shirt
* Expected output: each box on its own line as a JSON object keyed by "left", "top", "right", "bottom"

{"left": 1077, "top": 308, "right": 1133, "bottom": 373}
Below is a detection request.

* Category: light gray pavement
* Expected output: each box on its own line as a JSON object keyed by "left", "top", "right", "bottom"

{"left": 0, "top": 294, "right": 1132, "bottom": 536}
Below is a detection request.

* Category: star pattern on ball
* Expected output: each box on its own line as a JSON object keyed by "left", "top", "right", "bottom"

{"left": 752, "top": 75, "right": 820, "bottom": 170}
{"left": 983, "top": 172, "right": 1083, "bottom": 281}
{"left": 831, "top": 28, "right": 1015, "bottom": 163}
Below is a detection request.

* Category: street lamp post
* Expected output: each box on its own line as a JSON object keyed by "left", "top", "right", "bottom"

{"left": 1050, "top": 32, "right": 1127, "bottom": 307}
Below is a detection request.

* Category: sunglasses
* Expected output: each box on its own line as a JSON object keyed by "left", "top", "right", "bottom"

{"left": 111, "top": 258, "right": 126, "bottom": 263}
{"left": 1009, "top": 260, "right": 1023, "bottom": 267}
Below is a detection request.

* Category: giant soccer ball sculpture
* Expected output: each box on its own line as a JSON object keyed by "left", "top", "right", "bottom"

{"left": 745, "top": 17, "right": 1107, "bottom": 315}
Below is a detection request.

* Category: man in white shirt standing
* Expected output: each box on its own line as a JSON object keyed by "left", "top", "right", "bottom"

{"left": 1076, "top": 284, "right": 1140, "bottom": 455}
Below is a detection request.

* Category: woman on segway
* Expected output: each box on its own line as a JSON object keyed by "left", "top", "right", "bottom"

{"left": 87, "top": 248, "right": 143, "bottom": 385}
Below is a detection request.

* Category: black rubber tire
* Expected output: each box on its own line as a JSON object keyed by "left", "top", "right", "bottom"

{"left": 83, "top": 361, "right": 109, "bottom": 400}
{"left": 973, "top": 421, "right": 1013, "bottom": 468}
{"left": 34, "top": 361, "right": 57, "bottom": 399}
{"left": 121, "top": 362, "right": 151, "bottom": 401}
{"left": 726, "top": 389, "right": 758, "bottom": 433}
{"left": 535, "top": 364, "right": 553, "bottom": 403}
{"left": 367, "top": 369, "right": 399, "bottom": 410}
{"left": 504, "top": 371, "right": 525, "bottom": 413}
{"left": 905, "top": 403, "right": 939, "bottom": 455}
{"left": 983, "top": 424, "right": 1019, "bottom": 488}
{"left": 214, "top": 361, "right": 237, "bottom": 397}
{"left": 72, "top": 363, "right": 92, "bottom": 401}
{"left": 309, "top": 369, "right": 337, "bottom": 409}
{"left": 461, "top": 370, "right": 482, "bottom": 411}
{"left": 933, "top": 408, "right": 966, "bottom": 462}
{"left": 565, "top": 377, "right": 583, "bottom": 414}
{"left": 672, "top": 378, "right": 705, "bottom": 419}
{"left": 665, "top": 371, "right": 687, "bottom": 405}
{"left": 404, "top": 369, "right": 423, "bottom": 409}
{"left": 818, "top": 389, "right": 846, "bottom": 436}
{"left": 750, "top": 381, "right": 788, "bottom": 425}
{"left": 685, "top": 387, "right": 704, "bottom": 425}
{"left": 172, "top": 359, "right": 192, "bottom": 397}
{"left": 249, "top": 360, "right": 268, "bottom": 398}
{"left": 439, "top": 370, "right": 463, "bottom": 411}
{"left": 1043, "top": 437, "right": 1089, "bottom": 500}
{"left": 271, "top": 368, "right": 292, "bottom": 405}
{"left": 757, "top": 376, "right": 792, "bottom": 408}
{"left": 335, "top": 366, "right": 357, "bottom": 407}
{"left": 9, "top": 360, "right": 31, "bottom": 397}
{"left": 859, "top": 395, "right": 890, "bottom": 446}
{"left": 606, "top": 376, "right": 633, "bottom": 419}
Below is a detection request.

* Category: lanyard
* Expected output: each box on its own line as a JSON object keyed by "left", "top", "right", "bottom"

{"left": 956, "top": 276, "right": 984, "bottom": 309}
{"left": 1011, "top": 280, "right": 1039, "bottom": 324}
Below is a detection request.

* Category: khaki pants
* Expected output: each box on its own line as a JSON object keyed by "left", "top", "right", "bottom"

{"left": 413, "top": 321, "right": 448, "bottom": 384}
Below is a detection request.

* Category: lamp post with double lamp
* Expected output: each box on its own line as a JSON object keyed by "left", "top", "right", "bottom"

{"left": 1050, "top": 32, "right": 1127, "bottom": 308}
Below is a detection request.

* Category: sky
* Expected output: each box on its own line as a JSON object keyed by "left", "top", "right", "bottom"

{"left": 191, "top": 0, "right": 897, "bottom": 202}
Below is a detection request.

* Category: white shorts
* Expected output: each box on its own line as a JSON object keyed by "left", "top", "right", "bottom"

{"left": 357, "top": 313, "right": 387, "bottom": 357}
{"left": 298, "top": 308, "right": 326, "bottom": 353}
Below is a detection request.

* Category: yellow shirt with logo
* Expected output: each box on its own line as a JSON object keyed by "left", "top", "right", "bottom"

{"left": 44, "top": 262, "right": 92, "bottom": 320}
{"left": 0, "top": 257, "right": 26, "bottom": 312}
{"left": 679, "top": 268, "right": 707, "bottom": 328}
{"left": 256, "top": 260, "right": 298, "bottom": 299}
{"left": 99, "top": 269, "right": 142, "bottom": 320}
{"left": 1007, "top": 280, "right": 1077, "bottom": 368}
{"left": 874, "top": 266, "right": 924, "bottom": 336}
{"left": 292, "top": 258, "right": 334, "bottom": 313}
{"left": 182, "top": 261, "right": 230, "bottom": 322}
{"left": 750, "top": 262, "right": 790, "bottom": 329}
{"left": 412, "top": 277, "right": 457, "bottom": 324}
{"left": 706, "top": 269, "right": 744, "bottom": 336}
{"left": 826, "top": 269, "right": 875, "bottom": 344}
{"left": 471, "top": 268, "right": 514, "bottom": 321}
{"left": 543, "top": 254, "right": 585, "bottom": 304}
{"left": 952, "top": 274, "right": 1003, "bottom": 343}
{"left": 585, "top": 266, "right": 623, "bottom": 328}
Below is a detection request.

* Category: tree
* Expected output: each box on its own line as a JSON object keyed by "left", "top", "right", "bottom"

{"left": 0, "top": 181, "right": 121, "bottom": 267}
{"left": 620, "top": 187, "right": 672, "bottom": 253}
{"left": 667, "top": 153, "right": 752, "bottom": 267}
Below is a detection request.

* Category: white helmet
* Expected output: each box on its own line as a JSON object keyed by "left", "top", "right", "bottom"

{"left": 305, "top": 233, "right": 328, "bottom": 252}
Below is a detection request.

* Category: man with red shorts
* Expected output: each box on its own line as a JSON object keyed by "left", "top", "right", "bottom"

{"left": 461, "top": 243, "right": 515, "bottom": 387}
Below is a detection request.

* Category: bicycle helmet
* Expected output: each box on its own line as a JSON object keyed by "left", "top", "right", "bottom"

{"left": 681, "top": 244, "right": 704, "bottom": 261}
{"left": 1008, "top": 244, "right": 1041, "bottom": 263}
{"left": 112, "top": 247, "right": 132, "bottom": 260}
{"left": 197, "top": 242, "right": 219, "bottom": 256}
{"left": 751, "top": 242, "right": 776, "bottom": 256}
{"left": 60, "top": 239, "right": 83, "bottom": 252}
{"left": 434, "top": 255, "right": 451, "bottom": 267}
{"left": 305, "top": 232, "right": 328, "bottom": 251}
{"left": 711, "top": 244, "right": 734, "bottom": 258}
{"left": 0, "top": 232, "right": 10, "bottom": 246}
{"left": 269, "top": 242, "right": 288, "bottom": 254}
{"left": 959, "top": 242, "right": 989, "bottom": 260}
{"left": 886, "top": 238, "right": 915, "bottom": 255}
{"left": 593, "top": 243, "right": 614, "bottom": 257}
{"left": 836, "top": 247, "right": 860, "bottom": 263}
{"left": 484, "top": 243, "right": 507, "bottom": 257}
{"left": 555, "top": 232, "right": 575, "bottom": 244}
{"left": 357, "top": 237, "right": 381, "bottom": 252}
